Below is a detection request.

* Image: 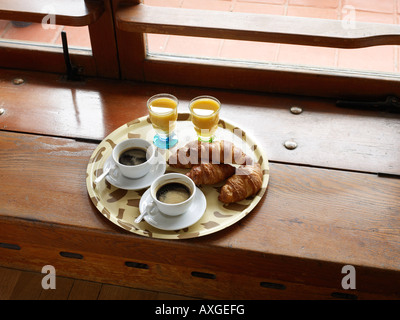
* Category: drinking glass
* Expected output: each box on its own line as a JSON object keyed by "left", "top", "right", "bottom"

{"left": 189, "top": 95, "right": 221, "bottom": 142}
{"left": 147, "top": 93, "right": 179, "bottom": 149}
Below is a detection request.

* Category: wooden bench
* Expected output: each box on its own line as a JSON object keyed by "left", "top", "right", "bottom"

{"left": 0, "top": 69, "right": 399, "bottom": 299}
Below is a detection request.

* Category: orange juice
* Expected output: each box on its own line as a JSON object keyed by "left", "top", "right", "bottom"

{"left": 189, "top": 96, "right": 220, "bottom": 140}
{"left": 148, "top": 96, "right": 178, "bottom": 135}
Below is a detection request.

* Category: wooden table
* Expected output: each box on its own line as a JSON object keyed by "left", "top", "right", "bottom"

{"left": 0, "top": 69, "right": 399, "bottom": 299}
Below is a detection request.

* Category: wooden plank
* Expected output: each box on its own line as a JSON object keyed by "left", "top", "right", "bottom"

{"left": 8, "top": 271, "right": 43, "bottom": 300}
{"left": 39, "top": 276, "right": 74, "bottom": 300}
{"left": 0, "top": 131, "right": 107, "bottom": 230}
{"left": 0, "top": 0, "right": 104, "bottom": 26}
{"left": 98, "top": 284, "right": 159, "bottom": 300}
{"left": 0, "top": 267, "right": 196, "bottom": 300}
{"left": 0, "top": 70, "right": 399, "bottom": 175}
{"left": 116, "top": 4, "right": 400, "bottom": 49}
{"left": 0, "top": 267, "right": 21, "bottom": 300}
{"left": 142, "top": 56, "right": 400, "bottom": 102}
{"left": 0, "top": 44, "right": 96, "bottom": 77}
{"left": 0, "top": 131, "right": 399, "bottom": 278}
{"left": 0, "top": 233, "right": 398, "bottom": 299}
{"left": 68, "top": 279, "right": 102, "bottom": 300}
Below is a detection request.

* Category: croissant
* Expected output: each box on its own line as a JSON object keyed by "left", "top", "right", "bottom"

{"left": 218, "top": 164, "right": 263, "bottom": 204}
{"left": 167, "top": 144, "right": 196, "bottom": 169}
{"left": 168, "top": 140, "right": 253, "bottom": 168}
{"left": 186, "top": 163, "right": 235, "bottom": 185}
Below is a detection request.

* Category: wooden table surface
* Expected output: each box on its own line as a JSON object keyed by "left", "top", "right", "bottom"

{"left": 0, "top": 69, "right": 399, "bottom": 299}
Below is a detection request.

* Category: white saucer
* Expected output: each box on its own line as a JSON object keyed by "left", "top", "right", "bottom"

{"left": 138, "top": 188, "right": 207, "bottom": 231}
{"left": 104, "top": 152, "right": 166, "bottom": 190}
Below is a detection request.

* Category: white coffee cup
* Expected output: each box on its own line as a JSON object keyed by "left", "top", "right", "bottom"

{"left": 147, "top": 173, "right": 196, "bottom": 216}
{"left": 112, "top": 138, "right": 155, "bottom": 179}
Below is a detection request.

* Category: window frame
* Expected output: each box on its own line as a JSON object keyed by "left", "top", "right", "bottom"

{"left": 0, "top": 0, "right": 119, "bottom": 78}
{"left": 1, "top": 0, "right": 400, "bottom": 100}
{"left": 114, "top": 1, "right": 400, "bottom": 99}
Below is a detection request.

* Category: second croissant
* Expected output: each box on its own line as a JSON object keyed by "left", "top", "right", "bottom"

{"left": 186, "top": 163, "right": 235, "bottom": 185}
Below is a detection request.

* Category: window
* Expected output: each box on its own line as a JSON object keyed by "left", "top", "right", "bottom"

{"left": 1, "top": 0, "right": 400, "bottom": 98}
{"left": 144, "top": 0, "right": 400, "bottom": 74}
{"left": 0, "top": 0, "right": 118, "bottom": 78}
{"left": 0, "top": 21, "right": 91, "bottom": 49}
{"left": 115, "top": 0, "right": 400, "bottom": 98}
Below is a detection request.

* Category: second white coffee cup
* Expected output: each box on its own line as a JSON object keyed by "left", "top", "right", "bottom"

{"left": 147, "top": 173, "right": 196, "bottom": 216}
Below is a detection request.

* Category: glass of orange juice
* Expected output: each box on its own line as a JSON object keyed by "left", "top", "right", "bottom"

{"left": 147, "top": 93, "right": 179, "bottom": 149}
{"left": 189, "top": 95, "right": 221, "bottom": 142}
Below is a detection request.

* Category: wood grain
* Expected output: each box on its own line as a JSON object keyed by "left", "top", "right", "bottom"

{"left": 88, "top": 0, "right": 120, "bottom": 78}
{"left": 0, "top": 43, "right": 97, "bottom": 77}
{"left": 0, "top": 267, "right": 21, "bottom": 299}
{"left": 8, "top": 271, "right": 43, "bottom": 300}
{"left": 0, "top": 69, "right": 399, "bottom": 175}
{"left": 0, "top": 66, "right": 399, "bottom": 298}
{"left": 141, "top": 57, "right": 400, "bottom": 101}
{"left": 0, "top": 266, "right": 198, "bottom": 300}
{"left": 68, "top": 279, "right": 102, "bottom": 300}
{"left": 117, "top": 4, "right": 400, "bottom": 49}
{"left": 0, "top": 130, "right": 399, "bottom": 297}
{"left": 0, "top": 131, "right": 108, "bottom": 230}
{"left": 112, "top": 0, "right": 146, "bottom": 81}
{"left": 1, "top": 227, "right": 398, "bottom": 299}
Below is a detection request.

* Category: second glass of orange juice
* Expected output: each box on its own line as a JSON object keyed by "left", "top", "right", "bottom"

{"left": 189, "top": 96, "right": 221, "bottom": 142}
{"left": 147, "top": 93, "right": 178, "bottom": 149}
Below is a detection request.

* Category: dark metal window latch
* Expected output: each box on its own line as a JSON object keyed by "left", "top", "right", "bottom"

{"left": 336, "top": 96, "right": 400, "bottom": 114}
{"left": 61, "top": 31, "right": 83, "bottom": 81}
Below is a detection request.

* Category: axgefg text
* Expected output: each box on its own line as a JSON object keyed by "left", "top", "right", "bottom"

{"left": 155, "top": 304, "right": 245, "bottom": 317}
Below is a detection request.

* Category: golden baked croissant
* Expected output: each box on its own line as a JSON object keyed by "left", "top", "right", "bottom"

{"left": 218, "top": 164, "right": 263, "bottom": 204}
{"left": 186, "top": 163, "right": 235, "bottom": 185}
{"left": 167, "top": 142, "right": 197, "bottom": 169}
{"left": 168, "top": 140, "right": 253, "bottom": 168}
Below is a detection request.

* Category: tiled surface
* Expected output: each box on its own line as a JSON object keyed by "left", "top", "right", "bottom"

{"left": 1, "top": 1, "right": 399, "bottom": 74}
{"left": 288, "top": 0, "right": 340, "bottom": 8}
{"left": 344, "top": 0, "right": 395, "bottom": 14}
{"left": 54, "top": 26, "right": 91, "bottom": 48}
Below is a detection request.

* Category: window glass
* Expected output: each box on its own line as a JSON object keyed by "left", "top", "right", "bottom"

{"left": 0, "top": 19, "right": 91, "bottom": 50}
{"left": 143, "top": 0, "right": 400, "bottom": 75}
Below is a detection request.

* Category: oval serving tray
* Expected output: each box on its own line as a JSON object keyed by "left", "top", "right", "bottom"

{"left": 86, "top": 113, "right": 269, "bottom": 240}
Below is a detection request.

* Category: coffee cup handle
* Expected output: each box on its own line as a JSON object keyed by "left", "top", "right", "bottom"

{"left": 143, "top": 201, "right": 159, "bottom": 226}
{"left": 146, "top": 201, "right": 157, "bottom": 216}
{"left": 134, "top": 200, "right": 157, "bottom": 224}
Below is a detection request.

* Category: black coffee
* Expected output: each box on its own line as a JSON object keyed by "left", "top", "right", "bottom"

{"left": 119, "top": 147, "right": 148, "bottom": 166}
{"left": 156, "top": 182, "right": 191, "bottom": 204}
